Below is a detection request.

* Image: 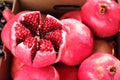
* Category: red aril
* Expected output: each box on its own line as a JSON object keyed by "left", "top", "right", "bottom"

{"left": 78, "top": 52, "right": 120, "bottom": 80}
{"left": 81, "top": 0, "right": 120, "bottom": 38}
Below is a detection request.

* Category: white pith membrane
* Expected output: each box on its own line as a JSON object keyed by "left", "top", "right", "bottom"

{"left": 10, "top": 11, "right": 67, "bottom": 67}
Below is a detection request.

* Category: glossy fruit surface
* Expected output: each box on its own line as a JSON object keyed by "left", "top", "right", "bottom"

{"left": 81, "top": 0, "right": 120, "bottom": 37}
{"left": 60, "top": 18, "right": 93, "bottom": 66}
{"left": 11, "top": 58, "right": 59, "bottom": 80}
{"left": 78, "top": 52, "right": 120, "bottom": 80}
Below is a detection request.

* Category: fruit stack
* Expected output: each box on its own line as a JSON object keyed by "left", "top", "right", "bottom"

{"left": 0, "top": 0, "right": 120, "bottom": 80}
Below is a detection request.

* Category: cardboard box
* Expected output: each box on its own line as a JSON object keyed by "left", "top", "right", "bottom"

{"left": 0, "top": 0, "right": 86, "bottom": 80}
{"left": 12, "top": 0, "right": 86, "bottom": 17}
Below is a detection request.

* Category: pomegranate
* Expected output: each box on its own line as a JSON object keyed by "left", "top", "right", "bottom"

{"left": 11, "top": 57, "right": 59, "bottom": 80}
{"left": 60, "top": 10, "right": 81, "bottom": 21}
{"left": 78, "top": 52, "right": 120, "bottom": 80}
{"left": 1, "top": 11, "right": 93, "bottom": 67}
{"left": 2, "top": 7, "right": 15, "bottom": 21}
{"left": 81, "top": 0, "right": 120, "bottom": 38}
{"left": 60, "top": 18, "right": 93, "bottom": 66}
{"left": 1, "top": 11, "right": 64, "bottom": 67}
{"left": 54, "top": 62, "right": 79, "bottom": 80}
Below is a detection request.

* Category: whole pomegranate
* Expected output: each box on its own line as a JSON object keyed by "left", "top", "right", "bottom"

{"left": 11, "top": 58, "right": 59, "bottom": 80}
{"left": 60, "top": 18, "right": 93, "bottom": 66}
{"left": 1, "top": 11, "right": 93, "bottom": 67}
{"left": 60, "top": 10, "right": 81, "bottom": 21}
{"left": 81, "top": 0, "right": 120, "bottom": 38}
{"left": 78, "top": 52, "right": 120, "bottom": 80}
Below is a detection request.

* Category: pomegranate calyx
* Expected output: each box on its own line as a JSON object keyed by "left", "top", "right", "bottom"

{"left": 99, "top": 4, "right": 107, "bottom": 14}
{"left": 109, "top": 66, "right": 116, "bottom": 74}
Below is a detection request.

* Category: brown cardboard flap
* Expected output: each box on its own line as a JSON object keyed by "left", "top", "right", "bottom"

{"left": 12, "top": 0, "right": 86, "bottom": 16}
{"left": 0, "top": 46, "right": 13, "bottom": 80}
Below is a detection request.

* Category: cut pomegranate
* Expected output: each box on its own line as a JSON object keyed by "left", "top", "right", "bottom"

{"left": 1, "top": 11, "right": 64, "bottom": 67}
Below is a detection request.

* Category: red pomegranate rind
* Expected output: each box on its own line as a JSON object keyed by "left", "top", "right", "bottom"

{"left": 2, "top": 11, "right": 65, "bottom": 67}
{"left": 60, "top": 19, "right": 94, "bottom": 66}
{"left": 32, "top": 39, "right": 57, "bottom": 67}
{"left": 54, "top": 63, "right": 79, "bottom": 80}
{"left": 81, "top": 0, "right": 120, "bottom": 37}
{"left": 78, "top": 52, "right": 120, "bottom": 80}
{"left": 11, "top": 58, "right": 60, "bottom": 80}
{"left": 1, "top": 22, "right": 11, "bottom": 50}
{"left": 2, "top": 7, "right": 15, "bottom": 22}
{"left": 11, "top": 57, "right": 25, "bottom": 78}
{"left": 32, "top": 50, "right": 57, "bottom": 67}
{"left": 14, "top": 66, "right": 60, "bottom": 80}
{"left": 60, "top": 10, "right": 81, "bottom": 21}
{"left": 1, "top": 11, "right": 30, "bottom": 52}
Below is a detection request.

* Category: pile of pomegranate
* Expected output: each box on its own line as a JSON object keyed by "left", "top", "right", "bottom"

{"left": 1, "top": 0, "right": 120, "bottom": 80}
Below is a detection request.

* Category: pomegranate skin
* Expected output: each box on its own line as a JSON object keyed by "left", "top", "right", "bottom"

{"left": 1, "top": 11, "right": 28, "bottom": 51}
{"left": 2, "top": 7, "right": 15, "bottom": 22}
{"left": 11, "top": 57, "right": 60, "bottom": 80}
{"left": 54, "top": 63, "right": 79, "bottom": 80}
{"left": 78, "top": 52, "right": 120, "bottom": 80}
{"left": 60, "top": 19, "right": 94, "bottom": 66}
{"left": 81, "top": 0, "right": 120, "bottom": 38}
{"left": 60, "top": 10, "right": 81, "bottom": 21}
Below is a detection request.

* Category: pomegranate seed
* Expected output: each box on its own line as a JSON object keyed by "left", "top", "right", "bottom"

{"left": 23, "top": 37, "right": 37, "bottom": 48}
{"left": 39, "top": 39, "right": 54, "bottom": 51}
{"left": 41, "top": 15, "right": 62, "bottom": 33}
{"left": 15, "top": 23, "right": 32, "bottom": 43}
{"left": 45, "top": 29, "right": 62, "bottom": 51}
{"left": 21, "top": 11, "right": 40, "bottom": 33}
